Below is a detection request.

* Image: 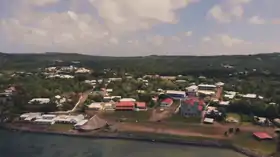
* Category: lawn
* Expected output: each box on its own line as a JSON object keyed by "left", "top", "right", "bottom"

{"left": 139, "top": 121, "right": 226, "bottom": 135}
{"left": 231, "top": 132, "right": 276, "bottom": 155}
{"left": 118, "top": 131, "right": 227, "bottom": 142}
{"left": 48, "top": 124, "right": 74, "bottom": 131}
{"left": 166, "top": 114, "right": 201, "bottom": 123}
{"left": 227, "top": 113, "right": 241, "bottom": 121}
{"left": 101, "top": 111, "right": 151, "bottom": 122}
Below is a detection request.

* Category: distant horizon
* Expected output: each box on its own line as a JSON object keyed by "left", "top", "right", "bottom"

{"left": 1, "top": 51, "right": 280, "bottom": 58}
{"left": 0, "top": 0, "right": 279, "bottom": 56}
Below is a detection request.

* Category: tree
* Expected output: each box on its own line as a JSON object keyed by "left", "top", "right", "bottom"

{"left": 138, "top": 93, "right": 152, "bottom": 103}
{"left": 224, "top": 131, "right": 228, "bottom": 137}
{"left": 88, "top": 93, "right": 103, "bottom": 102}
{"left": 265, "top": 104, "right": 278, "bottom": 119}
{"left": 229, "top": 128, "right": 234, "bottom": 134}
{"left": 235, "top": 128, "right": 240, "bottom": 133}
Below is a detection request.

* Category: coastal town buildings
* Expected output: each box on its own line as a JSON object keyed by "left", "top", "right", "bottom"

{"left": 19, "top": 113, "right": 85, "bottom": 125}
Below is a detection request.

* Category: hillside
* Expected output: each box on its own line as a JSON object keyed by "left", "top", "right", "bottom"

{"left": 1, "top": 52, "right": 280, "bottom": 75}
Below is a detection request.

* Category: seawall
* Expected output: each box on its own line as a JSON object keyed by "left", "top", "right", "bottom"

{"left": 0, "top": 124, "right": 267, "bottom": 157}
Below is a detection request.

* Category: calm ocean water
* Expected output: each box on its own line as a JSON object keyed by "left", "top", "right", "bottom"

{"left": 0, "top": 129, "right": 247, "bottom": 157}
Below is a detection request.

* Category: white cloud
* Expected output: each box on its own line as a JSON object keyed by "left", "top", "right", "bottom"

{"left": 184, "top": 31, "right": 193, "bottom": 37}
{"left": 248, "top": 16, "right": 265, "bottom": 24}
{"left": 89, "top": 0, "right": 195, "bottom": 32}
{"left": 208, "top": 0, "right": 251, "bottom": 23}
{"left": 0, "top": 0, "right": 197, "bottom": 54}
{"left": 146, "top": 35, "right": 165, "bottom": 46}
{"left": 0, "top": 0, "right": 279, "bottom": 56}
{"left": 171, "top": 36, "right": 181, "bottom": 42}
{"left": 218, "top": 34, "right": 247, "bottom": 47}
{"left": 202, "top": 34, "right": 249, "bottom": 47}
{"left": 26, "top": 0, "right": 59, "bottom": 7}
{"left": 202, "top": 36, "right": 211, "bottom": 42}
{"left": 272, "top": 19, "right": 280, "bottom": 24}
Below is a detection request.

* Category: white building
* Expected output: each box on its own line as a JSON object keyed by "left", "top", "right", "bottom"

{"left": 109, "top": 78, "right": 122, "bottom": 81}
{"left": 175, "top": 80, "right": 187, "bottom": 83}
{"left": 54, "top": 114, "right": 85, "bottom": 124}
{"left": 74, "top": 119, "right": 88, "bottom": 129}
{"left": 186, "top": 85, "right": 198, "bottom": 97}
{"left": 28, "top": 98, "right": 50, "bottom": 104}
{"left": 219, "top": 101, "right": 230, "bottom": 106}
{"left": 197, "top": 84, "right": 216, "bottom": 96}
{"left": 47, "top": 74, "right": 74, "bottom": 79}
{"left": 20, "top": 112, "right": 42, "bottom": 121}
{"left": 203, "top": 118, "right": 214, "bottom": 124}
{"left": 34, "top": 119, "right": 55, "bottom": 125}
{"left": 103, "top": 103, "right": 115, "bottom": 111}
{"left": 88, "top": 102, "right": 104, "bottom": 110}
{"left": 215, "top": 82, "right": 225, "bottom": 87}
{"left": 106, "top": 89, "right": 113, "bottom": 93}
{"left": 42, "top": 114, "right": 57, "bottom": 119}
{"left": 160, "top": 76, "right": 176, "bottom": 80}
{"left": 120, "top": 98, "right": 136, "bottom": 102}
{"left": 224, "top": 91, "right": 236, "bottom": 99}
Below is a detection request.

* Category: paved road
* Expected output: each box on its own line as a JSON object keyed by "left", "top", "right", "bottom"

{"left": 70, "top": 90, "right": 92, "bottom": 112}
{"left": 52, "top": 89, "right": 92, "bottom": 114}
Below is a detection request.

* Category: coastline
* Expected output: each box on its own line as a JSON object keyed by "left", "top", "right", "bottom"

{"left": 0, "top": 123, "right": 267, "bottom": 157}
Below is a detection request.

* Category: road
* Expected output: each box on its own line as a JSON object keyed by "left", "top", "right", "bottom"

{"left": 149, "top": 101, "right": 180, "bottom": 122}
{"left": 51, "top": 89, "right": 92, "bottom": 114}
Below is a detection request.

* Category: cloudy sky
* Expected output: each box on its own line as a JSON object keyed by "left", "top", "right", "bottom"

{"left": 0, "top": 0, "right": 279, "bottom": 56}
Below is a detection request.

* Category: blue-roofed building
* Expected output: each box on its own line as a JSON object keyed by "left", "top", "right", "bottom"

{"left": 165, "top": 90, "right": 186, "bottom": 100}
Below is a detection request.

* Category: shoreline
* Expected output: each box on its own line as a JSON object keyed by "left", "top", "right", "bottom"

{"left": 0, "top": 123, "right": 268, "bottom": 157}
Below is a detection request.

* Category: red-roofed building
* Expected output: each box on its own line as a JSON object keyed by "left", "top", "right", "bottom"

{"left": 160, "top": 98, "right": 173, "bottom": 107}
{"left": 135, "top": 102, "right": 147, "bottom": 111}
{"left": 180, "top": 97, "right": 206, "bottom": 117}
{"left": 115, "top": 101, "right": 135, "bottom": 111}
{"left": 253, "top": 132, "right": 273, "bottom": 140}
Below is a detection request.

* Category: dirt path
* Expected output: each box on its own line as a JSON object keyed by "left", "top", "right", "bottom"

{"left": 149, "top": 102, "right": 180, "bottom": 122}
{"left": 117, "top": 122, "right": 227, "bottom": 139}
{"left": 70, "top": 90, "right": 92, "bottom": 112}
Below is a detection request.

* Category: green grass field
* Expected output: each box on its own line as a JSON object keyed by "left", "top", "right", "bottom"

{"left": 101, "top": 111, "right": 151, "bottom": 122}
{"left": 231, "top": 132, "right": 276, "bottom": 155}
{"left": 166, "top": 114, "right": 201, "bottom": 123}
{"left": 227, "top": 113, "right": 241, "bottom": 121}
{"left": 48, "top": 124, "right": 73, "bottom": 131}
{"left": 119, "top": 131, "right": 227, "bottom": 142}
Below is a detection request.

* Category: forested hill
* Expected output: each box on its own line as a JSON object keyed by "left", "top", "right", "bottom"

{"left": 1, "top": 52, "right": 280, "bottom": 75}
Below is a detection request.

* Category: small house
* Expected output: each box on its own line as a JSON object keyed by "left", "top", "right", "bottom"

{"left": 115, "top": 101, "right": 135, "bottom": 111}
{"left": 253, "top": 132, "right": 273, "bottom": 140}
{"left": 28, "top": 98, "right": 50, "bottom": 104}
{"left": 160, "top": 98, "right": 173, "bottom": 107}
{"left": 134, "top": 102, "right": 147, "bottom": 111}
{"left": 34, "top": 119, "right": 55, "bottom": 125}
{"left": 203, "top": 118, "right": 214, "bottom": 124}
{"left": 74, "top": 119, "right": 89, "bottom": 130}
{"left": 88, "top": 102, "right": 104, "bottom": 110}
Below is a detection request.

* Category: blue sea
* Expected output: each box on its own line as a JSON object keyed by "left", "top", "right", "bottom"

{"left": 0, "top": 129, "right": 247, "bottom": 157}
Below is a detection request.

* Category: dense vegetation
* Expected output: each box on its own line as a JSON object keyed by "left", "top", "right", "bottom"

{"left": 1, "top": 52, "right": 280, "bottom": 76}
{"left": 1, "top": 52, "right": 280, "bottom": 121}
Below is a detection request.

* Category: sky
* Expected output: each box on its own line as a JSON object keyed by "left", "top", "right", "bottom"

{"left": 0, "top": 0, "right": 280, "bottom": 56}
